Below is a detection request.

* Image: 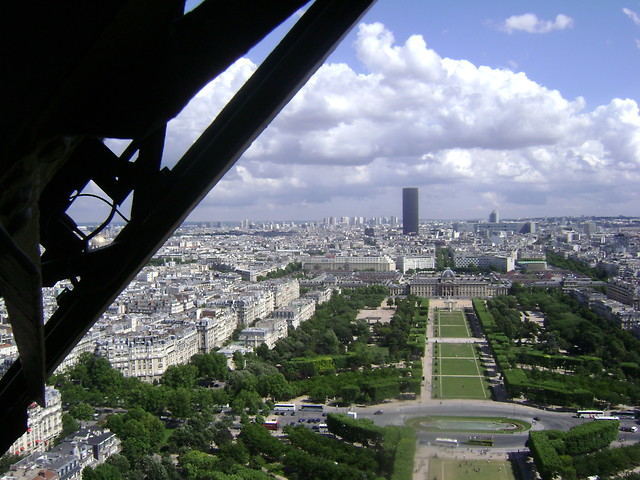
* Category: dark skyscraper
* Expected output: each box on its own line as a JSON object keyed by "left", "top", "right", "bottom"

{"left": 402, "top": 187, "right": 419, "bottom": 235}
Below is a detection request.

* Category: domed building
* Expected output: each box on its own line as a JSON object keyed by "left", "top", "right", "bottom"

{"left": 391, "top": 268, "right": 510, "bottom": 298}
{"left": 441, "top": 268, "right": 456, "bottom": 279}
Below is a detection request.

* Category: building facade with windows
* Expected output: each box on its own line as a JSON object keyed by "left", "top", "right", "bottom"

{"left": 402, "top": 187, "right": 419, "bottom": 235}
{"left": 9, "top": 387, "right": 63, "bottom": 457}
{"left": 391, "top": 269, "right": 510, "bottom": 298}
{"left": 302, "top": 255, "right": 396, "bottom": 272}
{"left": 607, "top": 279, "right": 640, "bottom": 309}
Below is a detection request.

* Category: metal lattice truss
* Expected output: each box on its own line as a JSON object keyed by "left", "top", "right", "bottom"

{"left": 0, "top": 0, "right": 375, "bottom": 454}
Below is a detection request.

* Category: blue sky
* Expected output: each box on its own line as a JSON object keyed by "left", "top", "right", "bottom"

{"left": 242, "top": 1, "right": 640, "bottom": 108}
{"left": 90, "top": 1, "right": 640, "bottom": 222}
{"left": 352, "top": 1, "right": 640, "bottom": 108}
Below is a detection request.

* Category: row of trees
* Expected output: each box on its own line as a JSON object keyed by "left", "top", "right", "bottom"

{"left": 47, "top": 285, "right": 426, "bottom": 480}
{"left": 253, "top": 287, "right": 425, "bottom": 405}
{"left": 573, "top": 441, "right": 640, "bottom": 478}
{"left": 435, "top": 247, "right": 454, "bottom": 270}
{"left": 528, "top": 420, "right": 619, "bottom": 480}
{"left": 163, "top": 398, "right": 415, "bottom": 479}
{"left": 476, "top": 285, "right": 640, "bottom": 406}
{"left": 256, "top": 261, "right": 303, "bottom": 281}
{"left": 512, "top": 284, "right": 640, "bottom": 365}
{"left": 545, "top": 250, "right": 608, "bottom": 281}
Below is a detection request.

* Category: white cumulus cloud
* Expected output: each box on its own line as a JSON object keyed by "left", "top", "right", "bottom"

{"left": 501, "top": 13, "right": 574, "bottom": 34}
{"left": 623, "top": 7, "right": 640, "bottom": 26}
{"left": 160, "top": 22, "right": 640, "bottom": 220}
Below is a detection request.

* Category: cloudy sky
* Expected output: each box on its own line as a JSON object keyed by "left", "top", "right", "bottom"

{"left": 97, "top": 1, "right": 640, "bottom": 223}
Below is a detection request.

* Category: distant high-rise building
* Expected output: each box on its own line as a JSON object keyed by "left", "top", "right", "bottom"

{"left": 402, "top": 187, "right": 419, "bottom": 235}
{"left": 584, "top": 222, "right": 597, "bottom": 236}
{"left": 489, "top": 210, "right": 499, "bottom": 223}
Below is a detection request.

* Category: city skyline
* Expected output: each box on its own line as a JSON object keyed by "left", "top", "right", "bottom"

{"left": 72, "top": 1, "right": 640, "bottom": 223}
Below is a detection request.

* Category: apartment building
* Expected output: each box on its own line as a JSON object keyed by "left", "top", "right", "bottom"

{"left": 195, "top": 308, "right": 238, "bottom": 353}
{"left": 5, "top": 428, "right": 120, "bottom": 480}
{"left": 302, "top": 255, "right": 396, "bottom": 272}
{"left": 396, "top": 255, "right": 436, "bottom": 273}
{"left": 607, "top": 278, "right": 640, "bottom": 309}
{"left": 255, "top": 278, "right": 300, "bottom": 308}
{"left": 218, "top": 290, "right": 275, "bottom": 326}
{"left": 272, "top": 297, "right": 316, "bottom": 329}
{"left": 453, "top": 252, "right": 516, "bottom": 272}
{"left": 304, "top": 287, "right": 334, "bottom": 305}
{"left": 238, "top": 317, "right": 287, "bottom": 349}
{"left": 95, "top": 323, "right": 199, "bottom": 382}
{"left": 9, "top": 387, "right": 63, "bottom": 457}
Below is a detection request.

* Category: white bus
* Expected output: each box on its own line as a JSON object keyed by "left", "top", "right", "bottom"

{"left": 435, "top": 438, "right": 459, "bottom": 448}
{"left": 594, "top": 416, "right": 620, "bottom": 421}
{"left": 299, "top": 404, "right": 324, "bottom": 412}
{"left": 612, "top": 411, "right": 636, "bottom": 420}
{"left": 274, "top": 403, "right": 296, "bottom": 412}
{"left": 576, "top": 410, "right": 605, "bottom": 418}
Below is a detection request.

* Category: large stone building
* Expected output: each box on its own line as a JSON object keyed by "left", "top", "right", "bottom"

{"left": 217, "top": 290, "right": 275, "bottom": 326}
{"left": 304, "top": 287, "right": 334, "bottom": 306}
{"left": 475, "top": 220, "right": 536, "bottom": 236}
{"left": 396, "top": 256, "right": 436, "bottom": 273}
{"left": 195, "top": 309, "right": 238, "bottom": 354}
{"left": 452, "top": 253, "right": 516, "bottom": 272}
{"left": 391, "top": 269, "right": 510, "bottom": 298}
{"left": 238, "top": 317, "right": 288, "bottom": 350}
{"left": 607, "top": 278, "right": 640, "bottom": 309}
{"left": 255, "top": 278, "right": 300, "bottom": 309}
{"left": 6, "top": 427, "right": 120, "bottom": 480}
{"left": 9, "top": 387, "right": 63, "bottom": 457}
{"left": 272, "top": 297, "right": 316, "bottom": 329}
{"left": 302, "top": 255, "right": 396, "bottom": 272}
{"left": 95, "top": 323, "right": 200, "bottom": 382}
{"left": 7, "top": 452, "right": 81, "bottom": 480}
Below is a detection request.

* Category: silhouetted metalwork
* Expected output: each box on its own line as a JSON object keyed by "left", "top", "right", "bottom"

{"left": 0, "top": 0, "right": 375, "bottom": 454}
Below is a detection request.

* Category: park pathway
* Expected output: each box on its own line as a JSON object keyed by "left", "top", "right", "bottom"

{"left": 420, "top": 299, "right": 474, "bottom": 403}
{"left": 415, "top": 298, "right": 477, "bottom": 480}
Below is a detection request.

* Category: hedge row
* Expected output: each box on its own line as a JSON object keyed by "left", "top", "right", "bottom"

{"left": 529, "top": 431, "right": 570, "bottom": 480}
{"left": 472, "top": 298, "right": 496, "bottom": 332}
{"left": 389, "top": 426, "right": 416, "bottom": 480}
{"left": 562, "top": 420, "right": 619, "bottom": 456}
{"left": 407, "top": 299, "right": 429, "bottom": 358}
{"left": 573, "top": 441, "right": 640, "bottom": 478}
{"left": 504, "top": 370, "right": 594, "bottom": 406}
{"left": 361, "top": 379, "right": 401, "bottom": 403}
{"left": 516, "top": 349, "right": 603, "bottom": 373}
{"left": 528, "top": 420, "right": 619, "bottom": 480}
{"left": 326, "top": 413, "right": 384, "bottom": 448}
{"left": 473, "top": 298, "right": 595, "bottom": 407}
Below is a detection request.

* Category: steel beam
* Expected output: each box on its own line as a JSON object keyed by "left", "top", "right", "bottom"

{"left": 0, "top": 0, "right": 376, "bottom": 454}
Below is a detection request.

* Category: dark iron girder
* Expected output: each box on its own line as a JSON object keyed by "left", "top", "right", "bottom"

{"left": 0, "top": 0, "right": 375, "bottom": 455}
